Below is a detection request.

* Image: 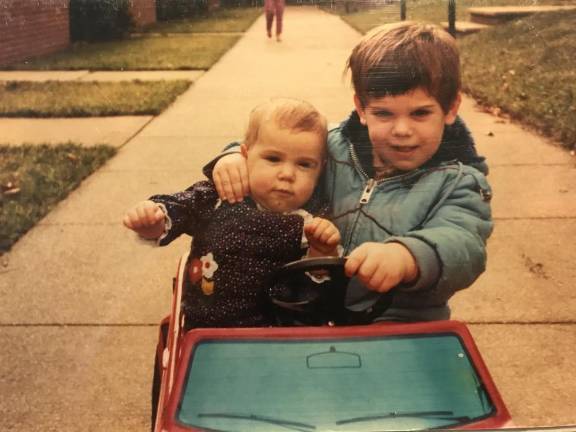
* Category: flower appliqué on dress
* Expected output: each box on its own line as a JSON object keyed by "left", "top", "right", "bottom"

{"left": 200, "top": 253, "right": 218, "bottom": 278}
{"left": 200, "top": 252, "right": 218, "bottom": 295}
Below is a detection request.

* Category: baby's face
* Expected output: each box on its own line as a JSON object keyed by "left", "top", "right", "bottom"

{"left": 242, "top": 122, "right": 324, "bottom": 213}
{"left": 355, "top": 87, "right": 460, "bottom": 172}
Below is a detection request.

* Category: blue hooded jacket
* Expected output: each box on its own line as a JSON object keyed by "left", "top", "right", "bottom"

{"left": 324, "top": 112, "right": 493, "bottom": 321}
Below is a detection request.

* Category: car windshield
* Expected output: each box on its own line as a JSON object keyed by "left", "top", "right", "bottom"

{"left": 177, "top": 334, "right": 494, "bottom": 431}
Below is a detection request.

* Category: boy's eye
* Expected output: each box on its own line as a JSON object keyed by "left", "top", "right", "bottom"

{"left": 373, "top": 110, "right": 393, "bottom": 118}
{"left": 264, "top": 155, "right": 281, "bottom": 162}
{"left": 412, "top": 109, "right": 432, "bottom": 117}
{"left": 298, "top": 161, "right": 316, "bottom": 169}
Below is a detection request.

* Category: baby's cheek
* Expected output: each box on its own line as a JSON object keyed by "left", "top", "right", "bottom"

{"left": 297, "top": 179, "right": 316, "bottom": 202}
{"left": 251, "top": 176, "right": 265, "bottom": 188}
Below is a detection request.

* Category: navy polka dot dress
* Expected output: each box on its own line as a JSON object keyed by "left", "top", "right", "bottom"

{"left": 150, "top": 181, "right": 328, "bottom": 328}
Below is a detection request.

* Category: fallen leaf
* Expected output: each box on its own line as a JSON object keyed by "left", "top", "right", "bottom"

{"left": 3, "top": 188, "right": 21, "bottom": 196}
{"left": 522, "top": 254, "right": 549, "bottom": 279}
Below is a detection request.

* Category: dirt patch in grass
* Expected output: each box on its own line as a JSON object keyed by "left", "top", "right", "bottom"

{"left": 0, "top": 80, "right": 191, "bottom": 117}
{"left": 0, "top": 144, "right": 116, "bottom": 252}
{"left": 460, "top": 9, "right": 576, "bottom": 150}
{"left": 4, "top": 34, "right": 240, "bottom": 71}
{"left": 145, "top": 7, "right": 262, "bottom": 33}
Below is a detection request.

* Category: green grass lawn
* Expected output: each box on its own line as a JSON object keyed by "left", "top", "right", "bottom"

{"left": 0, "top": 80, "right": 191, "bottom": 117}
{"left": 0, "top": 144, "right": 116, "bottom": 252}
{"left": 145, "top": 7, "right": 262, "bottom": 33}
{"left": 1, "top": 6, "right": 262, "bottom": 71}
{"left": 407, "top": 0, "right": 574, "bottom": 25}
{"left": 333, "top": 0, "right": 576, "bottom": 150}
{"left": 0, "top": 7, "right": 261, "bottom": 251}
{"left": 460, "top": 9, "right": 576, "bottom": 150}
{"left": 4, "top": 34, "right": 240, "bottom": 71}
{"left": 335, "top": 0, "right": 575, "bottom": 32}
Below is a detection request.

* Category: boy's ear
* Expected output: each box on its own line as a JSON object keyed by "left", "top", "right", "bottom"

{"left": 444, "top": 92, "right": 462, "bottom": 125}
{"left": 240, "top": 143, "right": 249, "bottom": 158}
{"left": 353, "top": 94, "right": 367, "bottom": 125}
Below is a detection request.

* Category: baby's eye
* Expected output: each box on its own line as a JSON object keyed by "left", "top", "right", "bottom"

{"left": 298, "top": 161, "right": 315, "bottom": 169}
{"left": 264, "top": 155, "right": 281, "bottom": 163}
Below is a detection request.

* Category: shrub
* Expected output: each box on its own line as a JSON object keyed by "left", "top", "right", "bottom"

{"left": 156, "top": 0, "right": 209, "bottom": 20}
{"left": 70, "top": 0, "right": 134, "bottom": 41}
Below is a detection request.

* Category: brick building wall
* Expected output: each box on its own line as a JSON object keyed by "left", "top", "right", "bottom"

{"left": 0, "top": 0, "right": 70, "bottom": 67}
{"left": 129, "top": 0, "right": 157, "bottom": 28}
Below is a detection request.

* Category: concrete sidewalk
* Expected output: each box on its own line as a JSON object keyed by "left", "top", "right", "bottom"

{"left": 1, "top": 6, "right": 576, "bottom": 430}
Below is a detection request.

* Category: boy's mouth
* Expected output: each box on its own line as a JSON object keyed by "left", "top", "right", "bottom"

{"left": 390, "top": 145, "right": 419, "bottom": 154}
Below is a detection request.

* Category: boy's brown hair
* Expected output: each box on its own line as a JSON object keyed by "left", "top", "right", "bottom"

{"left": 244, "top": 97, "right": 327, "bottom": 148}
{"left": 347, "top": 21, "right": 460, "bottom": 113}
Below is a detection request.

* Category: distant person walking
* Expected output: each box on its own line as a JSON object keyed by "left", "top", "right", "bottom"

{"left": 265, "top": 0, "right": 285, "bottom": 41}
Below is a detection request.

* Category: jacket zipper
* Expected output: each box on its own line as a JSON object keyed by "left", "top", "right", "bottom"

{"left": 343, "top": 178, "right": 376, "bottom": 251}
{"left": 345, "top": 142, "right": 419, "bottom": 250}
{"left": 344, "top": 144, "right": 375, "bottom": 251}
{"left": 359, "top": 178, "right": 376, "bottom": 204}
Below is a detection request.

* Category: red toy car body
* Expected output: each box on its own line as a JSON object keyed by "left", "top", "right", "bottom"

{"left": 152, "top": 252, "right": 512, "bottom": 432}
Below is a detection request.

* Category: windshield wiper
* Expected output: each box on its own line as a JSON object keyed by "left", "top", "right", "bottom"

{"left": 336, "top": 410, "right": 471, "bottom": 426}
{"left": 198, "top": 412, "right": 316, "bottom": 432}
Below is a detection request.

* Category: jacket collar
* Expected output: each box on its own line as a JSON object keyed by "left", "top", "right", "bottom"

{"left": 339, "top": 111, "right": 488, "bottom": 176}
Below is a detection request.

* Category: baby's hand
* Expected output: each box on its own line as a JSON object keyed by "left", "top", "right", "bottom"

{"left": 213, "top": 152, "right": 249, "bottom": 203}
{"left": 345, "top": 242, "right": 418, "bottom": 293}
{"left": 305, "top": 217, "right": 341, "bottom": 257}
{"left": 123, "top": 200, "right": 166, "bottom": 240}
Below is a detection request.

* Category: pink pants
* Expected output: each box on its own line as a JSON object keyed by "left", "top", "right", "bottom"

{"left": 265, "top": 0, "right": 285, "bottom": 35}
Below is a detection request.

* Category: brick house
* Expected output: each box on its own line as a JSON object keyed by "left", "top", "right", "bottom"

{"left": 0, "top": 0, "right": 157, "bottom": 67}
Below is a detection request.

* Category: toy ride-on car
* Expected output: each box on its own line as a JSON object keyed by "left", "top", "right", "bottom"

{"left": 152, "top": 252, "right": 512, "bottom": 432}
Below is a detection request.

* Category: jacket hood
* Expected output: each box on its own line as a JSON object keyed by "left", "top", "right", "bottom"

{"left": 339, "top": 111, "right": 489, "bottom": 176}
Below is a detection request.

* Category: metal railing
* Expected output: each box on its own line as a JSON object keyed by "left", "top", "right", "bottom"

{"left": 318, "top": 0, "right": 458, "bottom": 37}
{"left": 400, "top": 0, "right": 457, "bottom": 36}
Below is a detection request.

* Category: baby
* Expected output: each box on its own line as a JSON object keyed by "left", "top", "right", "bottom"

{"left": 124, "top": 98, "right": 340, "bottom": 328}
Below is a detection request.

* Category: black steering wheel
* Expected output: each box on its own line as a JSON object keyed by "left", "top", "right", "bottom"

{"left": 268, "top": 257, "right": 394, "bottom": 326}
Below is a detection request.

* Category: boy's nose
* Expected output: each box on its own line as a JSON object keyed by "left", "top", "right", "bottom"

{"left": 391, "top": 118, "right": 413, "bottom": 137}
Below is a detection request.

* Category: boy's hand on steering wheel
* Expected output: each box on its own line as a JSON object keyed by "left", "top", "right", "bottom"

{"left": 213, "top": 152, "right": 249, "bottom": 203}
{"left": 305, "top": 217, "right": 341, "bottom": 257}
{"left": 123, "top": 200, "right": 166, "bottom": 240}
{"left": 345, "top": 242, "right": 418, "bottom": 293}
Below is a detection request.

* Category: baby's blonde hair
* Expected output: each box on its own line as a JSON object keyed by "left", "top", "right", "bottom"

{"left": 347, "top": 21, "right": 460, "bottom": 112}
{"left": 244, "top": 98, "right": 327, "bottom": 148}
